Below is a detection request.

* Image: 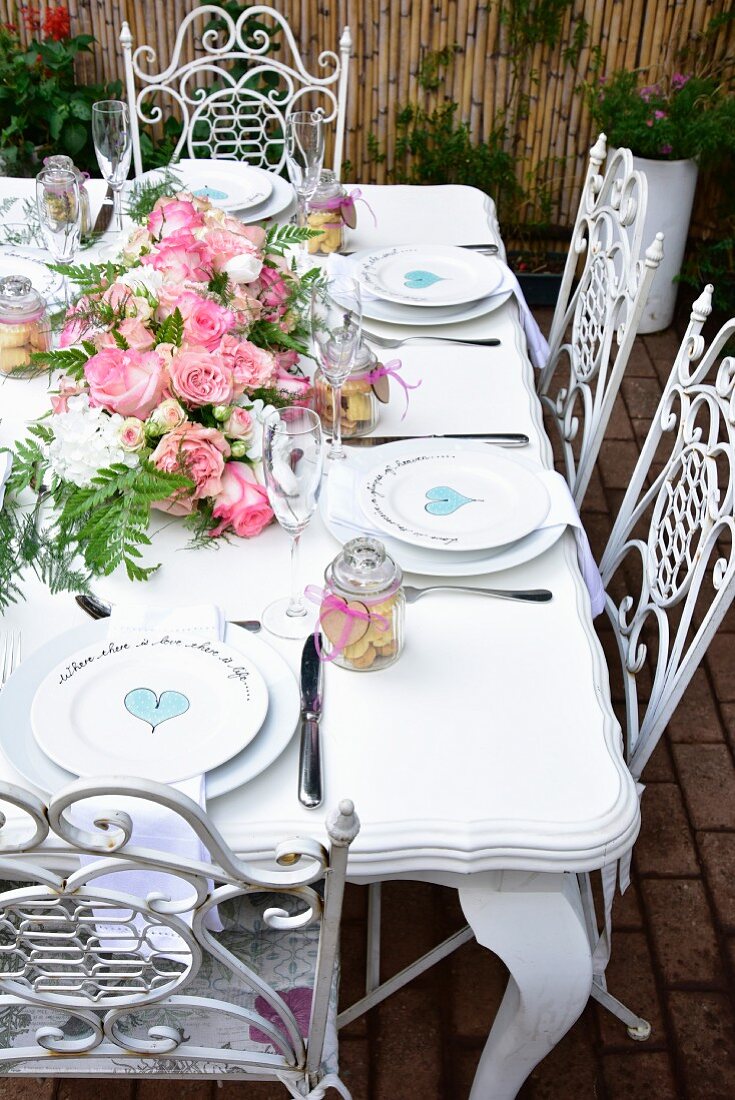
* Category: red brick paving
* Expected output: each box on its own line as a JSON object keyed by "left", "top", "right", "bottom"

{"left": 14, "top": 309, "right": 735, "bottom": 1096}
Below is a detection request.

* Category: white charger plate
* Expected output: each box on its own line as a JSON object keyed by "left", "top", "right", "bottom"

{"left": 136, "top": 159, "right": 272, "bottom": 213}
{"left": 0, "top": 622, "right": 299, "bottom": 798}
{"left": 361, "top": 288, "right": 512, "bottom": 326}
{"left": 132, "top": 160, "right": 294, "bottom": 223}
{"left": 31, "top": 638, "right": 269, "bottom": 784}
{"left": 353, "top": 245, "right": 503, "bottom": 307}
{"left": 358, "top": 446, "right": 550, "bottom": 552}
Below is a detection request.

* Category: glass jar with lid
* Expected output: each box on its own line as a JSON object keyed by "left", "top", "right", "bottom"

{"left": 320, "top": 537, "right": 404, "bottom": 670}
{"left": 307, "top": 169, "right": 347, "bottom": 255}
{"left": 44, "top": 155, "right": 91, "bottom": 237}
{"left": 313, "top": 339, "right": 387, "bottom": 437}
{"left": 0, "top": 276, "right": 51, "bottom": 377}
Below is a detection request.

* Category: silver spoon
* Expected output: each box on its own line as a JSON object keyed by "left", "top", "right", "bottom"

{"left": 75, "top": 593, "right": 262, "bottom": 632}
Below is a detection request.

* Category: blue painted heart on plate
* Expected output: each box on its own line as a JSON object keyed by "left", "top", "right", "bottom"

{"left": 424, "top": 485, "right": 478, "bottom": 517}
{"left": 403, "top": 269, "right": 446, "bottom": 289}
{"left": 124, "top": 688, "right": 190, "bottom": 733}
{"left": 193, "top": 186, "right": 228, "bottom": 201}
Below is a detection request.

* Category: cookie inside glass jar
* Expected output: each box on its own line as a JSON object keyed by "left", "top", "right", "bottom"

{"left": 313, "top": 339, "right": 381, "bottom": 437}
{"left": 0, "top": 276, "right": 51, "bottom": 377}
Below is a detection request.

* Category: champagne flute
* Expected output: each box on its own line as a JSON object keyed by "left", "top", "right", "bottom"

{"left": 35, "top": 167, "right": 81, "bottom": 308}
{"left": 92, "top": 100, "right": 133, "bottom": 234}
{"left": 285, "top": 110, "right": 324, "bottom": 265}
{"left": 262, "top": 406, "right": 324, "bottom": 639}
{"left": 311, "top": 275, "right": 362, "bottom": 461}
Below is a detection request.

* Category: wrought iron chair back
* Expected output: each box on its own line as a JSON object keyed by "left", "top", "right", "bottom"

{"left": 538, "top": 133, "right": 664, "bottom": 507}
{"left": 120, "top": 6, "right": 352, "bottom": 179}
{"left": 0, "top": 777, "right": 358, "bottom": 1095}
{"left": 599, "top": 283, "right": 734, "bottom": 780}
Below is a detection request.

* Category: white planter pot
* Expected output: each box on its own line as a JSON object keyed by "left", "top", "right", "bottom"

{"left": 632, "top": 154, "right": 698, "bottom": 333}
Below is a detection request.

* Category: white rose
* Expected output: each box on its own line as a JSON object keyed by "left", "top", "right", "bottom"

{"left": 223, "top": 252, "right": 263, "bottom": 284}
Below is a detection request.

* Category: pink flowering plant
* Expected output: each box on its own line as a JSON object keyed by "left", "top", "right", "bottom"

{"left": 583, "top": 65, "right": 735, "bottom": 165}
{"left": 2, "top": 190, "right": 318, "bottom": 598}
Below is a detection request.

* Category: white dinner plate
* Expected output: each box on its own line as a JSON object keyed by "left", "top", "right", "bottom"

{"left": 361, "top": 288, "right": 512, "bottom": 326}
{"left": 358, "top": 448, "right": 550, "bottom": 552}
{"left": 321, "top": 441, "right": 565, "bottom": 576}
{"left": 31, "top": 638, "right": 269, "bottom": 784}
{"left": 353, "top": 245, "right": 503, "bottom": 307}
{"left": 136, "top": 159, "right": 273, "bottom": 213}
{"left": 0, "top": 622, "right": 299, "bottom": 798}
{"left": 0, "top": 251, "right": 64, "bottom": 303}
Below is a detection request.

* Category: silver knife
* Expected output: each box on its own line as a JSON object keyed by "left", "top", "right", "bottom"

{"left": 298, "top": 633, "right": 324, "bottom": 809}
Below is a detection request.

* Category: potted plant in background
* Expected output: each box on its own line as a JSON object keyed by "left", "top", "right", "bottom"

{"left": 0, "top": 5, "right": 120, "bottom": 176}
{"left": 583, "top": 63, "right": 735, "bottom": 332}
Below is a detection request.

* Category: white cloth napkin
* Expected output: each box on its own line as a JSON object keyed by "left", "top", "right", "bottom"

{"left": 79, "top": 604, "right": 225, "bottom": 956}
{"left": 327, "top": 253, "right": 550, "bottom": 370}
{"left": 0, "top": 452, "right": 11, "bottom": 510}
{"left": 325, "top": 460, "right": 605, "bottom": 617}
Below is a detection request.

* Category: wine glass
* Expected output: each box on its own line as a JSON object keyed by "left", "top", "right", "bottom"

{"left": 92, "top": 100, "right": 133, "bottom": 235}
{"left": 285, "top": 110, "right": 324, "bottom": 264}
{"left": 262, "top": 406, "right": 324, "bottom": 639}
{"left": 35, "top": 167, "right": 81, "bottom": 308}
{"left": 311, "top": 275, "right": 362, "bottom": 461}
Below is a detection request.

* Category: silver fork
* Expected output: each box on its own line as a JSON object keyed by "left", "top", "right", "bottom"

{"left": 364, "top": 332, "right": 501, "bottom": 350}
{"left": 0, "top": 631, "right": 21, "bottom": 687}
{"left": 404, "top": 585, "right": 552, "bottom": 604}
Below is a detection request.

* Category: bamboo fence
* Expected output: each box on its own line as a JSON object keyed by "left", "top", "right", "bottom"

{"left": 2, "top": 0, "right": 734, "bottom": 235}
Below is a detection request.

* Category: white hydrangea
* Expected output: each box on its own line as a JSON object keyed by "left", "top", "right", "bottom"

{"left": 48, "top": 394, "right": 139, "bottom": 488}
{"left": 116, "top": 266, "right": 164, "bottom": 298}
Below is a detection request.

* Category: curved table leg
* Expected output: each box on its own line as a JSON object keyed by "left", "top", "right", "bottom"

{"left": 459, "top": 870, "right": 592, "bottom": 1100}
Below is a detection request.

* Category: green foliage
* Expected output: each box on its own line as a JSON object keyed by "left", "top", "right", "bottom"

{"left": 582, "top": 66, "right": 735, "bottom": 166}
{"left": 125, "top": 168, "right": 184, "bottom": 224}
{"left": 0, "top": 21, "right": 120, "bottom": 175}
{"left": 265, "top": 223, "right": 321, "bottom": 254}
{"left": 678, "top": 222, "right": 735, "bottom": 318}
{"left": 155, "top": 308, "right": 184, "bottom": 349}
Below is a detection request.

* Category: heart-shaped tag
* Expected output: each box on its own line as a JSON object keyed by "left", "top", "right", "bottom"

{"left": 424, "top": 485, "right": 478, "bottom": 517}
{"left": 403, "top": 269, "right": 446, "bottom": 290}
{"left": 320, "top": 596, "right": 370, "bottom": 647}
{"left": 124, "top": 688, "right": 190, "bottom": 733}
{"left": 371, "top": 370, "right": 390, "bottom": 404}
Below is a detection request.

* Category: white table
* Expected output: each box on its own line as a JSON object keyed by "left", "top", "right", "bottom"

{"left": 0, "top": 181, "right": 639, "bottom": 1098}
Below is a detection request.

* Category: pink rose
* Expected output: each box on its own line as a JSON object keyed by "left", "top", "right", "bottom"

{"left": 142, "top": 233, "right": 212, "bottom": 283}
{"left": 275, "top": 367, "right": 312, "bottom": 406}
{"left": 59, "top": 300, "right": 90, "bottom": 347}
{"left": 94, "top": 317, "right": 154, "bottom": 353}
{"left": 274, "top": 348, "right": 300, "bottom": 372}
{"left": 222, "top": 406, "right": 253, "bottom": 440}
{"left": 230, "top": 287, "right": 264, "bottom": 325}
{"left": 148, "top": 397, "right": 186, "bottom": 433}
{"left": 220, "top": 216, "right": 267, "bottom": 250}
{"left": 220, "top": 335, "right": 276, "bottom": 393}
{"left": 148, "top": 198, "right": 204, "bottom": 239}
{"left": 258, "top": 265, "right": 291, "bottom": 318}
{"left": 85, "top": 347, "right": 166, "bottom": 419}
{"left": 119, "top": 418, "right": 146, "bottom": 452}
{"left": 169, "top": 348, "right": 234, "bottom": 407}
{"left": 176, "top": 291, "right": 235, "bottom": 350}
{"left": 204, "top": 228, "right": 259, "bottom": 272}
{"left": 151, "top": 423, "right": 230, "bottom": 514}
{"left": 210, "top": 461, "right": 273, "bottom": 538}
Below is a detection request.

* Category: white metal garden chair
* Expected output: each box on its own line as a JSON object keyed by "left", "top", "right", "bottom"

{"left": 120, "top": 5, "right": 351, "bottom": 179}
{"left": 0, "top": 777, "right": 358, "bottom": 1097}
{"left": 537, "top": 133, "right": 665, "bottom": 507}
{"left": 582, "top": 283, "right": 735, "bottom": 1037}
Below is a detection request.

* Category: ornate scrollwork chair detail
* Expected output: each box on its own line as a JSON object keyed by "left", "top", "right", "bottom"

{"left": 120, "top": 5, "right": 352, "bottom": 179}
{"left": 581, "top": 283, "right": 735, "bottom": 1037}
{"left": 0, "top": 777, "right": 358, "bottom": 1097}
{"left": 537, "top": 133, "right": 665, "bottom": 507}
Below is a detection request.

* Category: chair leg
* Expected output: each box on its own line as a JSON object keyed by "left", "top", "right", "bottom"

{"left": 366, "top": 882, "right": 381, "bottom": 994}
{"left": 590, "top": 976, "right": 651, "bottom": 1040}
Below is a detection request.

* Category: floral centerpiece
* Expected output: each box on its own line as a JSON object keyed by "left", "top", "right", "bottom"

{"left": 582, "top": 68, "right": 735, "bottom": 165}
{"left": 0, "top": 188, "right": 318, "bottom": 608}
